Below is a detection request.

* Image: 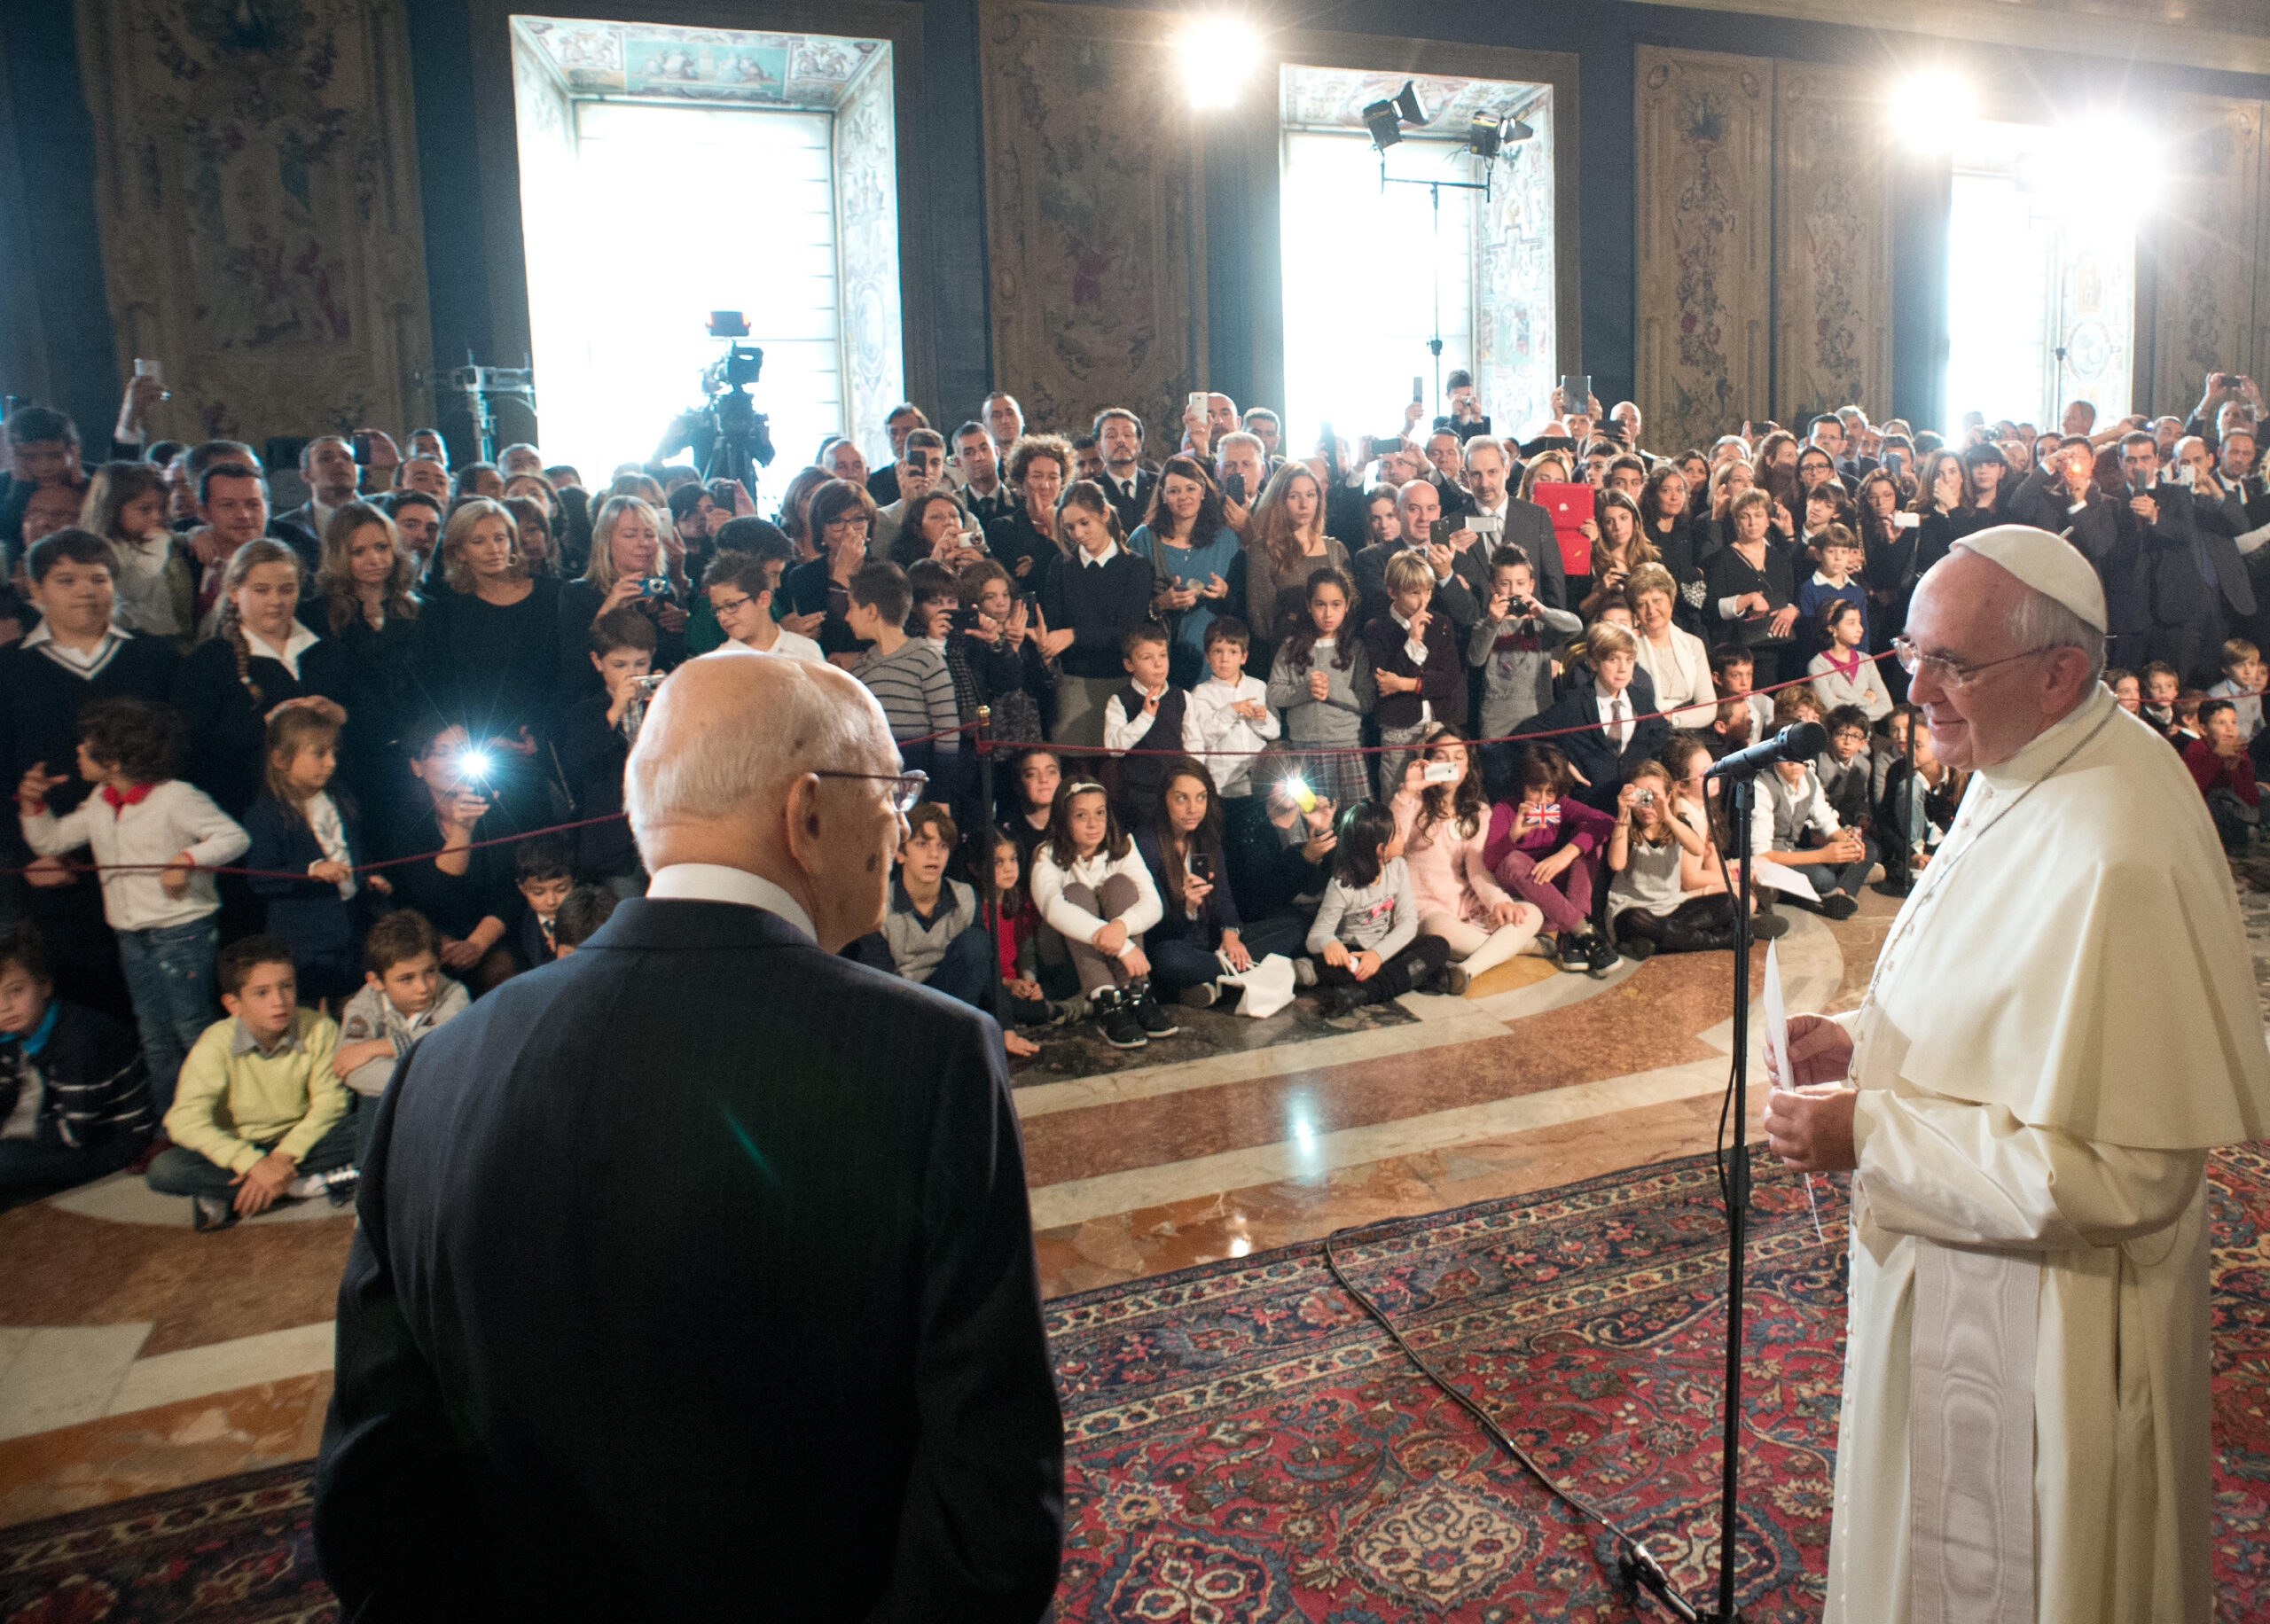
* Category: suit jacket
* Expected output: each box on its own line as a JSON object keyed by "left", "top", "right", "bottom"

{"left": 2187, "top": 486, "right": 2259, "bottom": 617}
{"left": 2105, "top": 479, "right": 2220, "bottom": 631}
{"left": 1100, "top": 468, "right": 1157, "bottom": 535}
{"left": 315, "top": 896, "right": 1064, "bottom": 1620}
{"left": 1350, "top": 542, "right": 1480, "bottom": 638}
{"left": 1515, "top": 668, "right": 1670, "bottom": 813}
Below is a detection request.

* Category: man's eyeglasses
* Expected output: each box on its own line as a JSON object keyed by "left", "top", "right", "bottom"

{"left": 1890, "top": 636, "right": 2053, "bottom": 690}
{"left": 811, "top": 769, "right": 929, "bottom": 814}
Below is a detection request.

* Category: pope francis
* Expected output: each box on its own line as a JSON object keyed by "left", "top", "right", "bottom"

{"left": 1764, "top": 525, "right": 2270, "bottom": 1624}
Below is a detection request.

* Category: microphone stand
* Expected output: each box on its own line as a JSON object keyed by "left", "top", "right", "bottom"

{"left": 1703, "top": 769, "right": 1757, "bottom": 1622}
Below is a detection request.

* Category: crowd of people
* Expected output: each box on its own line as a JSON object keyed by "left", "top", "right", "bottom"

{"left": 0, "top": 363, "right": 2262, "bottom": 1219}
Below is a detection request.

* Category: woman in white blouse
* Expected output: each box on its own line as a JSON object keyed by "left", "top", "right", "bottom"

{"left": 1625, "top": 563, "right": 1717, "bottom": 727}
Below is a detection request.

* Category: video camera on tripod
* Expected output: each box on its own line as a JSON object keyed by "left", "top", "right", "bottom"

{"left": 656, "top": 311, "right": 777, "bottom": 489}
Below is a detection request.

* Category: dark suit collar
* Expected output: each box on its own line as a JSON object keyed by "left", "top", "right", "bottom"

{"left": 580, "top": 896, "right": 818, "bottom": 954}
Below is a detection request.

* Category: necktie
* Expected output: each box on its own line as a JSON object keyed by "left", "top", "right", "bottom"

{"left": 1607, "top": 695, "right": 1628, "bottom": 751}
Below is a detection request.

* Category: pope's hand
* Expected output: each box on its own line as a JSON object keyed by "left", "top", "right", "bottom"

{"left": 1764, "top": 1084, "right": 1858, "bottom": 1173}
{"left": 1771, "top": 1011, "right": 1854, "bottom": 1089}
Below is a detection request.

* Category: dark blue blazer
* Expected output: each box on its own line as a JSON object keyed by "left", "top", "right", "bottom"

{"left": 315, "top": 897, "right": 1064, "bottom": 1620}
{"left": 1515, "top": 667, "right": 1669, "bottom": 812}
{"left": 242, "top": 793, "right": 370, "bottom": 965}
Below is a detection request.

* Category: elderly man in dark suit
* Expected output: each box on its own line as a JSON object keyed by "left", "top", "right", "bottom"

{"left": 1515, "top": 621, "right": 1670, "bottom": 813}
{"left": 315, "top": 655, "right": 1064, "bottom": 1620}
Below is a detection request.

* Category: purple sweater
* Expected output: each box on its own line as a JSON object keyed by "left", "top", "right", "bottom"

{"left": 1483, "top": 795, "right": 1616, "bottom": 872}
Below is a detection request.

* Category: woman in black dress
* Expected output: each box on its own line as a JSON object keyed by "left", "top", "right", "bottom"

{"left": 413, "top": 497, "right": 562, "bottom": 826}
{"left": 982, "top": 435, "right": 1072, "bottom": 601}
{"left": 779, "top": 480, "right": 880, "bottom": 660}
{"left": 172, "top": 539, "right": 353, "bottom": 817}
{"left": 1702, "top": 488, "right": 1799, "bottom": 682}
{"left": 315, "top": 503, "right": 421, "bottom": 815}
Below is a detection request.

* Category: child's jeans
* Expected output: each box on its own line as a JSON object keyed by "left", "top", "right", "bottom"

{"left": 115, "top": 914, "right": 219, "bottom": 1114}
{"left": 1493, "top": 846, "right": 1599, "bottom": 934}
{"left": 146, "top": 1112, "right": 360, "bottom": 1199}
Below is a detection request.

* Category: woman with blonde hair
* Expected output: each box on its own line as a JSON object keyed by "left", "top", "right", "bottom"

{"left": 413, "top": 496, "right": 562, "bottom": 779}
{"left": 1242, "top": 459, "right": 1349, "bottom": 664}
{"left": 82, "top": 460, "right": 194, "bottom": 647}
{"left": 555, "top": 494, "right": 686, "bottom": 698}
{"left": 1625, "top": 561, "right": 1717, "bottom": 726}
{"left": 171, "top": 540, "right": 350, "bottom": 815}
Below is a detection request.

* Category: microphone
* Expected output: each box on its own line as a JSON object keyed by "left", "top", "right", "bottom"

{"left": 1705, "top": 721, "right": 1828, "bottom": 781}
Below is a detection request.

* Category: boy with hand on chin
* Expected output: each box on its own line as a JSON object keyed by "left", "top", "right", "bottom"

{"left": 1103, "top": 623, "right": 1196, "bottom": 824}
{"left": 147, "top": 935, "right": 354, "bottom": 1230}
{"left": 333, "top": 910, "right": 467, "bottom": 1164}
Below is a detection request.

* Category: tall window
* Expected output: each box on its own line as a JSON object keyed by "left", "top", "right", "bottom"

{"left": 1280, "top": 130, "right": 1475, "bottom": 450}
{"left": 535, "top": 103, "right": 845, "bottom": 480}
{"left": 1945, "top": 122, "right": 2133, "bottom": 430}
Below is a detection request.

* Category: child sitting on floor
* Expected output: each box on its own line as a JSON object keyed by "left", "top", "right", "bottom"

{"left": 552, "top": 886, "right": 618, "bottom": 955}
{"left": 0, "top": 923, "right": 153, "bottom": 1209}
{"left": 332, "top": 910, "right": 468, "bottom": 1164}
{"left": 1029, "top": 777, "right": 1175, "bottom": 1050}
{"left": 1305, "top": 799, "right": 1450, "bottom": 1015}
{"left": 856, "top": 803, "right": 1040, "bottom": 1058}
{"left": 1483, "top": 742, "right": 1617, "bottom": 974}
{"left": 147, "top": 935, "right": 353, "bottom": 1230}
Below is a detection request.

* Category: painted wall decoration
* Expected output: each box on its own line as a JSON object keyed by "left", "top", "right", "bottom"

{"left": 977, "top": 0, "right": 1205, "bottom": 441}
{"left": 2141, "top": 95, "right": 2266, "bottom": 416}
{"left": 514, "top": 16, "right": 881, "bottom": 110}
{"left": 1773, "top": 63, "right": 1892, "bottom": 424}
{"left": 1475, "top": 93, "right": 1557, "bottom": 439}
{"left": 835, "top": 50, "right": 905, "bottom": 463}
{"left": 1634, "top": 47, "right": 1774, "bottom": 456}
{"left": 74, "top": 0, "right": 432, "bottom": 444}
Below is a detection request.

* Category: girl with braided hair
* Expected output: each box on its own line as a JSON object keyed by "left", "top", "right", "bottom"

{"left": 170, "top": 539, "right": 351, "bottom": 817}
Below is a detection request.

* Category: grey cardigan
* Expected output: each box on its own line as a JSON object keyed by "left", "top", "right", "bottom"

{"left": 1267, "top": 638, "right": 1376, "bottom": 749}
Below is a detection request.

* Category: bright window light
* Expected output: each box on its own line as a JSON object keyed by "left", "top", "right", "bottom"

{"left": 1181, "top": 19, "right": 1258, "bottom": 108}
{"left": 1891, "top": 73, "right": 1975, "bottom": 152}
{"left": 1280, "top": 130, "right": 1474, "bottom": 455}
{"left": 521, "top": 101, "right": 846, "bottom": 482}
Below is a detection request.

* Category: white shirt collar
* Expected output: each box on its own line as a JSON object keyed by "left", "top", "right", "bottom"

{"left": 1809, "top": 569, "right": 1849, "bottom": 588}
{"left": 646, "top": 863, "right": 817, "bottom": 944}
{"left": 22, "top": 621, "right": 127, "bottom": 671}
{"left": 1078, "top": 542, "right": 1120, "bottom": 567}
{"left": 1595, "top": 683, "right": 1626, "bottom": 708}
{"left": 243, "top": 621, "right": 319, "bottom": 679}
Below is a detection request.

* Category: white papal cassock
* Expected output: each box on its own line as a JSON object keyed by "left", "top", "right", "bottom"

{"left": 1823, "top": 680, "right": 2270, "bottom": 1624}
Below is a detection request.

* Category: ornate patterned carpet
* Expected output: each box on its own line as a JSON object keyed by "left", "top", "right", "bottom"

{"left": 4, "top": 1148, "right": 2268, "bottom": 1622}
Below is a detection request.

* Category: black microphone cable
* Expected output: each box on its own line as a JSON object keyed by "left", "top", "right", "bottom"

{"left": 1319, "top": 1222, "right": 1704, "bottom": 1619}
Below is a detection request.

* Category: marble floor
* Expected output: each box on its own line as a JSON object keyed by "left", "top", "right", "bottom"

{"left": 0, "top": 893, "right": 1898, "bottom": 1527}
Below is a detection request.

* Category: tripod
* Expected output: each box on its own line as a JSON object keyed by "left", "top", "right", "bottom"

{"left": 701, "top": 385, "right": 774, "bottom": 493}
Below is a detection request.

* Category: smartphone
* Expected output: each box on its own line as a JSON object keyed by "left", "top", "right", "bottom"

{"left": 1190, "top": 851, "right": 1214, "bottom": 882}
{"left": 1883, "top": 449, "right": 1904, "bottom": 478}
{"left": 1423, "top": 761, "right": 1462, "bottom": 785}
{"left": 352, "top": 431, "right": 372, "bottom": 465}
{"left": 1560, "top": 374, "right": 1592, "bottom": 408}
{"left": 1188, "top": 391, "right": 1207, "bottom": 413}
{"left": 1429, "top": 517, "right": 1456, "bottom": 548}
{"left": 1225, "top": 472, "right": 1248, "bottom": 506}
{"left": 133, "top": 356, "right": 165, "bottom": 387}
{"left": 1412, "top": 375, "right": 1424, "bottom": 403}
{"left": 1891, "top": 511, "right": 1920, "bottom": 531}
{"left": 2178, "top": 465, "right": 2197, "bottom": 488}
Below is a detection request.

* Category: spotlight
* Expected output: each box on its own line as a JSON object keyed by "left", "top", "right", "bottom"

{"left": 1890, "top": 72, "right": 1975, "bottom": 152}
{"left": 1465, "top": 111, "right": 1535, "bottom": 160}
{"left": 1179, "top": 17, "right": 1258, "bottom": 109}
{"left": 1361, "top": 79, "right": 1430, "bottom": 154}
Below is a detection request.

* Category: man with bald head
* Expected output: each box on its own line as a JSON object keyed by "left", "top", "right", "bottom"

{"left": 1765, "top": 527, "right": 2270, "bottom": 1621}
{"left": 1349, "top": 478, "right": 1482, "bottom": 634}
{"left": 317, "top": 655, "right": 1064, "bottom": 1620}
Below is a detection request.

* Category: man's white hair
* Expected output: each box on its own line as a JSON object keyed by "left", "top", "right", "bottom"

{"left": 1462, "top": 435, "right": 1509, "bottom": 466}
{"left": 1216, "top": 431, "right": 1265, "bottom": 463}
{"left": 2010, "top": 585, "right": 2107, "bottom": 686}
{"left": 624, "top": 660, "right": 886, "bottom": 851}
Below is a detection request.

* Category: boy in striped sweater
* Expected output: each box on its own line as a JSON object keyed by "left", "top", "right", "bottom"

{"left": 847, "top": 562, "right": 960, "bottom": 780}
{"left": 0, "top": 923, "right": 152, "bottom": 1208}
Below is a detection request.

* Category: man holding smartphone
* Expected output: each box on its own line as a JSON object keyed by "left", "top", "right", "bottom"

{"left": 1214, "top": 431, "right": 1267, "bottom": 537}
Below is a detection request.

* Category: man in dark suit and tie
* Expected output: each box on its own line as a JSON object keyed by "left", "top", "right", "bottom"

{"left": 270, "top": 434, "right": 359, "bottom": 574}
{"left": 1515, "top": 622, "right": 1669, "bottom": 813}
{"left": 1094, "top": 407, "right": 1156, "bottom": 533}
{"left": 1461, "top": 436, "right": 1567, "bottom": 612}
{"left": 315, "top": 656, "right": 1065, "bottom": 1620}
{"left": 2104, "top": 431, "right": 2232, "bottom": 683}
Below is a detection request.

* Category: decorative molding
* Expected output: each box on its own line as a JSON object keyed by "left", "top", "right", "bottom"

{"left": 1634, "top": 46, "right": 1774, "bottom": 455}
{"left": 1621, "top": 0, "right": 2270, "bottom": 78}
{"left": 976, "top": 0, "right": 1207, "bottom": 441}
{"left": 2139, "top": 95, "right": 2266, "bottom": 416}
{"left": 835, "top": 49, "right": 904, "bottom": 460}
{"left": 512, "top": 15, "right": 888, "bottom": 110}
{"left": 74, "top": 0, "right": 433, "bottom": 444}
{"left": 1773, "top": 62, "right": 1893, "bottom": 422}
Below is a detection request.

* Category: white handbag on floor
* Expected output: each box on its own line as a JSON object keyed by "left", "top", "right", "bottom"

{"left": 1216, "top": 951, "right": 1297, "bottom": 1019}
